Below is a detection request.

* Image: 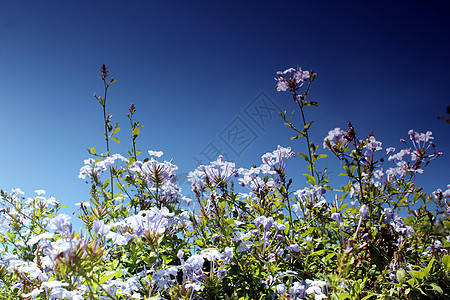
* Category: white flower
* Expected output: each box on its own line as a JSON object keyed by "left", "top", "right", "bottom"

{"left": 148, "top": 150, "right": 164, "bottom": 157}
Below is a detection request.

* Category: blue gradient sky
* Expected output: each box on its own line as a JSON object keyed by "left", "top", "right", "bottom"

{"left": 0, "top": 1, "right": 449, "bottom": 219}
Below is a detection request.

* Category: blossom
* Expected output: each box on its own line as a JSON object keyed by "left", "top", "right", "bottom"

{"left": 148, "top": 150, "right": 164, "bottom": 157}
{"left": 295, "top": 186, "right": 326, "bottom": 208}
{"left": 289, "top": 281, "right": 307, "bottom": 298}
{"left": 261, "top": 145, "right": 295, "bottom": 173}
{"left": 34, "top": 189, "right": 46, "bottom": 195}
{"left": 365, "top": 136, "right": 382, "bottom": 152}
{"left": 198, "top": 155, "right": 238, "bottom": 185}
{"left": 93, "top": 220, "right": 111, "bottom": 237}
{"left": 305, "top": 279, "right": 327, "bottom": 300}
{"left": 254, "top": 216, "right": 274, "bottom": 231}
{"left": 331, "top": 212, "right": 341, "bottom": 223}
{"left": 27, "top": 232, "right": 55, "bottom": 246}
{"left": 106, "top": 231, "right": 134, "bottom": 245}
{"left": 75, "top": 200, "right": 90, "bottom": 208}
{"left": 286, "top": 244, "right": 300, "bottom": 252}
{"left": 232, "top": 231, "right": 253, "bottom": 252}
{"left": 444, "top": 184, "right": 450, "bottom": 198}
{"left": 78, "top": 154, "right": 128, "bottom": 181}
{"left": 48, "top": 214, "right": 72, "bottom": 233}
{"left": 275, "top": 66, "right": 310, "bottom": 93}
{"left": 359, "top": 205, "right": 368, "bottom": 219}
{"left": 386, "top": 147, "right": 396, "bottom": 154}
{"left": 189, "top": 156, "right": 237, "bottom": 195}
{"left": 323, "top": 128, "right": 345, "bottom": 148}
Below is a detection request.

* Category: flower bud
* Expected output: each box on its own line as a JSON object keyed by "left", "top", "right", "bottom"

{"left": 360, "top": 205, "right": 368, "bottom": 219}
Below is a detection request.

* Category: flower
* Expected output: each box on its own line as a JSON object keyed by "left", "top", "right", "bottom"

{"left": 275, "top": 66, "right": 310, "bottom": 93}
{"left": 331, "top": 212, "right": 341, "bottom": 223}
{"left": 148, "top": 150, "right": 164, "bottom": 157}
{"left": 359, "top": 205, "right": 368, "bottom": 219}
{"left": 261, "top": 145, "right": 295, "bottom": 173}
{"left": 365, "top": 136, "right": 382, "bottom": 152}
{"left": 323, "top": 128, "right": 345, "bottom": 149}
{"left": 99, "top": 63, "right": 109, "bottom": 80}
{"left": 48, "top": 214, "right": 72, "bottom": 233}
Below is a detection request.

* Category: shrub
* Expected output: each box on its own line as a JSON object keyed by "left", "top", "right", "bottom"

{"left": 0, "top": 65, "right": 448, "bottom": 299}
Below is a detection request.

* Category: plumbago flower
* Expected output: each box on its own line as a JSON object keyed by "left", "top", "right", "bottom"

{"left": 188, "top": 155, "right": 238, "bottom": 195}
{"left": 78, "top": 154, "right": 128, "bottom": 181}
{"left": 152, "top": 247, "right": 234, "bottom": 295}
{"left": 122, "top": 150, "right": 185, "bottom": 208}
{"left": 236, "top": 146, "right": 294, "bottom": 203}
{"left": 323, "top": 127, "right": 346, "bottom": 149}
{"left": 261, "top": 145, "right": 296, "bottom": 174}
{"left": 387, "top": 129, "right": 443, "bottom": 177}
{"left": 294, "top": 186, "right": 327, "bottom": 211}
{"left": 275, "top": 66, "right": 310, "bottom": 94}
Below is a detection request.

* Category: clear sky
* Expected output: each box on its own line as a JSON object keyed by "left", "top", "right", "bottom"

{"left": 0, "top": 0, "right": 449, "bottom": 220}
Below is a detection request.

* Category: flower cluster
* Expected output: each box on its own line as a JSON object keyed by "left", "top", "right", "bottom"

{"left": 275, "top": 67, "right": 310, "bottom": 94}
{"left": 387, "top": 130, "right": 443, "bottom": 176}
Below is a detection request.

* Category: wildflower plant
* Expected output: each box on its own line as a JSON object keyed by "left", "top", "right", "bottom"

{"left": 0, "top": 64, "right": 448, "bottom": 300}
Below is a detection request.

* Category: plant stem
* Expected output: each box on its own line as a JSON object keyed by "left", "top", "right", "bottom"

{"left": 101, "top": 77, "right": 114, "bottom": 199}
{"left": 129, "top": 116, "right": 137, "bottom": 160}
{"left": 294, "top": 95, "right": 314, "bottom": 180}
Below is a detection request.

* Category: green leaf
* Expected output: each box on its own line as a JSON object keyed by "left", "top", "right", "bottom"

{"left": 429, "top": 283, "right": 443, "bottom": 294}
{"left": 303, "top": 173, "right": 316, "bottom": 185}
{"left": 407, "top": 278, "right": 415, "bottom": 286}
{"left": 111, "top": 259, "right": 119, "bottom": 269}
{"left": 311, "top": 249, "right": 326, "bottom": 256}
{"left": 396, "top": 268, "right": 407, "bottom": 284}
{"left": 111, "top": 137, "right": 120, "bottom": 144}
{"left": 99, "top": 271, "right": 117, "bottom": 284}
{"left": 298, "top": 152, "right": 309, "bottom": 161}
{"left": 305, "top": 100, "right": 319, "bottom": 107}
{"left": 112, "top": 128, "right": 121, "bottom": 135}
{"left": 339, "top": 293, "right": 351, "bottom": 300}
{"left": 115, "top": 182, "right": 124, "bottom": 191}
{"left": 442, "top": 255, "right": 450, "bottom": 269}
{"left": 324, "top": 252, "right": 336, "bottom": 262}
{"left": 226, "top": 218, "right": 235, "bottom": 228}
{"left": 104, "top": 178, "right": 111, "bottom": 188}
{"left": 132, "top": 127, "right": 140, "bottom": 137}
{"left": 424, "top": 259, "right": 434, "bottom": 276}
{"left": 410, "top": 270, "right": 425, "bottom": 280}
{"left": 89, "top": 147, "right": 96, "bottom": 155}
{"left": 343, "top": 165, "right": 350, "bottom": 175}
{"left": 113, "top": 269, "right": 123, "bottom": 279}
{"left": 291, "top": 133, "right": 303, "bottom": 140}
{"left": 304, "top": 121, "right": 313, "bottom": 131}
{"left": 443, "top": 220, "right": 450, "bottom": 229}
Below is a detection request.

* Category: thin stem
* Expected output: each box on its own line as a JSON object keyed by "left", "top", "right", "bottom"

{"left": 102, "top": 79, "right": 110, "bottom": 155}
{"left": 353, "top": 138, "right": 367, "bottom": 221}
{"left": 129, "top": 116, "right": 137, "bottom": 160}
{"left": 294, "top": 95, "right": 314, "bottom": 180}
{"left": 101, "top": 77, "right": 114, "bottom": 198}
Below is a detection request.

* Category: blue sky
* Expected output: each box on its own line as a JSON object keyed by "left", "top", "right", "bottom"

{"left": 0, "top": 1, "right": 449, "bottom": 221}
